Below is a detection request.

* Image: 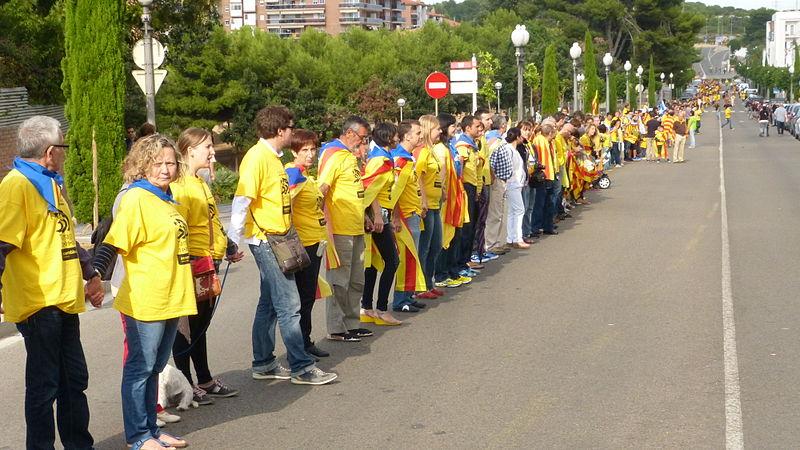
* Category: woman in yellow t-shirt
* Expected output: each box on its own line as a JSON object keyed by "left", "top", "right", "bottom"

{"left": 170, "top": 128, "right": 244, "bottom": 405}
{"left": 286, "top": 129, "right": 332, "bottom": 356}
{"left": 413, "top": 115, "right": 445, "bottom": 300}
{"left": 93, "top": 134, "right": 195, "bottom": 449}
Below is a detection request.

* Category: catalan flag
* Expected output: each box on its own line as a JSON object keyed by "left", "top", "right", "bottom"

{"left": 318, "top": 139, "right": 351, "bottom": 270}
{"left": 394, "top": 214, "right": 426, "bottom": 293}
{"left": 441, "top": 141, "right": 464, "bottom": 249}
{"left": 315, "top": 275, "right": 332, "bottom": 300}
{"left": 284, "top": 162, "right": 307, "bottom": 199}
{"left": 591, "top": 90, "right": 599, "bottom": 116}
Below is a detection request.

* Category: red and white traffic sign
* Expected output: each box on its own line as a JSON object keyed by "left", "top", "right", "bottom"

{"left": 425, "top": 72, "right": 450, "bottom": 99}
{"left": 450, "top": 61, "right": 475, "bottom": 69}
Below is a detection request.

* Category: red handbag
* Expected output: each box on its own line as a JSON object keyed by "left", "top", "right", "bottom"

{"left": 191, "top": 206, "right": 221, "bottom": 302}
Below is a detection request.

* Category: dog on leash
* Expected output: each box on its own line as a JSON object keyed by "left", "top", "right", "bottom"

{"left": 158, "top": 364, "right": 198, "bottom": 411}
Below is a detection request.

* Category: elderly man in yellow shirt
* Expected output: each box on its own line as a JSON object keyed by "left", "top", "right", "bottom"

{"left": 0, "top": 116, "right": 104, "bottom": 450}
{"left": 228, "top": 106, "right": 337, "bottom": 386}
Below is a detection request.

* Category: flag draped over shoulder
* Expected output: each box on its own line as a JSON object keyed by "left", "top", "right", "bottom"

{"left": 362, "top": 145, "right": 394, "bottom": 272}
{"left": 393, "top": 193, "right": 426, "bottom": 293}
{"left": 284, "top": 162, "right": 307, "bottom": 199}
{"left": 591, "top": 90, "right": 599, "bottom": 116}
{"left": 318, "top": 139, "right": 351, "bottom": 270}
{"left": 441, "top": 140, "right": 465, "bottom": 249}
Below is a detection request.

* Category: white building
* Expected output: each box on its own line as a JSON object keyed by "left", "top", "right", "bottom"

{"left": 765, "top": 10, "right": 800, "bottom": 68}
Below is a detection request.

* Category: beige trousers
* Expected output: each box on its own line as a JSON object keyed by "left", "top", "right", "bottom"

{"left": 673, "top": 134, "right": 686, "bottom": 162}
{"left": 483, "top": 179, "right": 507, "bottom": 251}
{"left": 325, "top": 234, "right": 365, "bottom": 335}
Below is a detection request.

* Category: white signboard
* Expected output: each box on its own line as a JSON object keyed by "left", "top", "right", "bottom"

{"left": 132, "top": 39, "right": 166, "bottom": 70}
{"left": 450, "top": 81, "right": 478, "bottom": 95}
{"left": 132, "top": 69, "right": 168, "bottom": 94}
{"left": 449, "top": 68, "right": 478, "bottom": 82}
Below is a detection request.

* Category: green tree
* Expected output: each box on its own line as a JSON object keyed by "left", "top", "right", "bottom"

{"left": 62, "top": 0, "right": 127, "bottom": 222}
{"left": 541, "top": 43, "right": 559, "bottom": 115}
{"left": 647, "top": 55, "right": 656, "bottom": 107}
{"left": 523, "top": 62, "right": 540, "bottom": 117}
{"left": 608, "top": 72, "right": 619, "bottom": 113}
{"left": 583, "top": 30, "right": 602, "bottom": 113}
{"left": 477, "top": 51, "right": 500, "bottom": 109}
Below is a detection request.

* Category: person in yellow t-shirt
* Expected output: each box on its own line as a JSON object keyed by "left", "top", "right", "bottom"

{"left": 286, "top": 129, "right": 334, "bottom": 357}
{"left": 414, "top": 114, "right": 445, "bottom": 299}
{"left": 0, "top": 116, "right": 103, "bottom": 449}
{"left": 317, "top": 115, "right": 373, "bottom": 343}
{"left": 93, "top": 134, "right": 196, "bottom": 449}
{"left": 455, "top": 115, "right": 485, "bottom": 270}
{"left": 170, "top": 127, "right": 244, "bottom": 403}
{"left": 226, "top": 106, "right": 337, "bottom": 385}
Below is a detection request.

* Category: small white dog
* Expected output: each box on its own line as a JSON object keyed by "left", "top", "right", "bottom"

{"left": 158, "top": 364, "right": 198, "bottom": 411}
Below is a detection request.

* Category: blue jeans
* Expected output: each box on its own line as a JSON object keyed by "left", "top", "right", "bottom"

{"left": 551, "top": 175, "right": 564, "bottom": 215}
{"left": 16, "top": 307, "right": 93, "bottom": 450}
{"left": 121, "top": 314, "right": 178, "bottom": 445}
{"left": 249, "top": 241, "right": 315, "bottom": 376}
{"left": 532, "top": 180, "right": 555, "bottom": 234}
{"left": 393, "top": 213, "right": 421, "bottom": 308}
{"left": 418, "top": 209, "right": 442, "bottom": 291}
{"left": 522, "top": 185, "right": 536, "bottom": 236}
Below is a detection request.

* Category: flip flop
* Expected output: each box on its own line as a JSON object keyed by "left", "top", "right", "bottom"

{"left": 158, "top": 432, "right": 188, "bottom": 449}
{"left": 130, "top": 438, "right": 176, "bottom": 450}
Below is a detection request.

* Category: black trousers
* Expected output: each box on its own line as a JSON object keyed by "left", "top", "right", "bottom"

{"left": 294, "top": 243, "right": 322, "bottom": 348}
{"left": 458, "top": 183, "right": 479, "bottom": 267}
{"left": 362, "top": 222, "right": 399, "bottom": 311}
{"left": 172, "top": 299, "right": 214, "bottom": 386}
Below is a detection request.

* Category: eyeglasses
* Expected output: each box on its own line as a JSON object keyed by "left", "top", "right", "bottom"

{"left": 51, "top": 144, "right": 69, "bottom": 149}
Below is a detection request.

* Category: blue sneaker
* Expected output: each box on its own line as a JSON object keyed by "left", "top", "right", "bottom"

{"left": 459, "top": 269, "right": 476, "bottom": 278}
{"left": 466, "top": 269, "right": 479, "bottom": 277}
{"left": 483, "top": 251, "right": 499, "bottom": 261}
{"left": 470, "top": 253, "right": 481, "bottom": 263}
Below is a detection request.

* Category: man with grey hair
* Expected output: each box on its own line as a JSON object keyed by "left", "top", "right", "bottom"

{"left": 0, "top": 115, "right": 104, "bottom": 449}
{"left": 318, "top": 116, "right": 374, "bottom": 342}
{"left": 484, "top": 114, "right": 511, "bottom": 255}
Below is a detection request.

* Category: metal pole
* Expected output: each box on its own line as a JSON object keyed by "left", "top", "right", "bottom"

{"left": 400, "top": 107, "right": 403, "bottom": 122}
{"left": 435, "top": 98, "right": 438, "bottom": 116}
{"left": 496, "top": 88, "right": 501, "bottom": 112}
{"left": 142, "top": 5, "right": 156, "bottom": 127}
{"left": 517, "top": 48, "right": 524, "bottom": 122}
{"left": 625, "top": 71, "right": 630, "bottom": 106}
{"left": 605, "top": 66, "right": 610, "bottom": 114}
{"left": 638, "top": 75, "right": 642, "bottom": 107}
{"left": 572, "top": 59, "right": 578, "bottom": 112}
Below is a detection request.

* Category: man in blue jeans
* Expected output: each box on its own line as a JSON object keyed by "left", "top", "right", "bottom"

{"left": 0, "top": 116, "right": 105, "bottom": 449}
{"left": 229, "top": 106, "right": 337, "bottom": 386}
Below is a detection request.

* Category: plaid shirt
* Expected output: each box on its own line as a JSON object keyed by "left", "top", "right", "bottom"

{"left": 489, "top": 141, "right": 513, "bottom": 181}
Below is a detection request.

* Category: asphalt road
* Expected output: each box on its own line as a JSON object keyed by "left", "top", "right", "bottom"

{"left": 1, "top": 111, "right": 799, "bottom": 448}
{"left": 694, "top": 45, "right": 733, "bottom": 80}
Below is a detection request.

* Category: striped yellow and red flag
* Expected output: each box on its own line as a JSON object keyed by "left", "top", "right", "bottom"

{"left": 591, "top": 90, "right": 599, "bottom": 116}
{"left": 394, "top": 214, "right": 426, "bottom": 293}
{"left": 441, "top": 145, "right": 465, "bottom": 249}
{"left": 318, "top": 140, "right": 350, "bottom": 270}
{"left": 315, "top": 275, "right": 332, "bottom": 300}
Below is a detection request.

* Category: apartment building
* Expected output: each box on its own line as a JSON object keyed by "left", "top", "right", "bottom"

{"left": 765, "top": 10, "right": 800, "bottom": 68}
{"left": 218, "top": 0, "right": 448, "bottom": 37}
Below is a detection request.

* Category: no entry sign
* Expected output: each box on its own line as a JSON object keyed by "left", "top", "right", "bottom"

{"left": 425, "top": 72, "right": 450, "bottom": 100}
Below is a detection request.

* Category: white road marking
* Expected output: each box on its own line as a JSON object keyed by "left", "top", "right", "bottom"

{"left": 719, "top": 118, "right": 744, "bottom": 449}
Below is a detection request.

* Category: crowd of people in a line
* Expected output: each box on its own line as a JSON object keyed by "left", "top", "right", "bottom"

{"left": 0, "top": 80, "right": 733, "bottom": 449}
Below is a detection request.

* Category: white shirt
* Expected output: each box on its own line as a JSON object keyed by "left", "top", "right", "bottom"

{"left": 507, "top": 145, "right": 527, "bottom": 189}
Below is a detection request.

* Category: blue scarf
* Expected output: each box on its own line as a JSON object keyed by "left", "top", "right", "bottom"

{"left": 391, "top": 144, "right": 414, "bottom": 162}
{"left": 13, "top": 157, "right": 64, "bottom": 213}
{"left": 455, "top": 133, "right": 478, "bottom": 151}
{"left": 130, "top": 178, "right": 176, "bottom": 203}
{"left": 367, "top": 144, "right": 394, "bottom": 164}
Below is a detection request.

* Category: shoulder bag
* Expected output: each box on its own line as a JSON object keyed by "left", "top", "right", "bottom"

{"left": 191, "top": 207, "right": 222, "bottom": 301}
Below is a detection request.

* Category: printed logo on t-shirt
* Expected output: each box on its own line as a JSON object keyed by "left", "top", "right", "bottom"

{"left": 174, "top": 217, "right": 190, "bottom": 265}
{"left": 52, "top": 211, "right": 78, "bottom": 261}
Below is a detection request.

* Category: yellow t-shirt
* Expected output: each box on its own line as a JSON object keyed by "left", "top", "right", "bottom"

{"left": 456, "top": 139, "right": 485, "bottom": 192}
{"left": 415, "top": 145, "right": 443, "bottom": 210}
{"left": 725, "top": 107, "right": 732, "bottom": 119}
{"left": 210, "top": 202, "right": 227, "bottom": 260}
{"left": 393, "top": 158, "right": 422, "bottom": 218}
{"left": 318, "top": 147, "right": 365, "bottom": 236}
{"left": 286, "top": 163, "right": 325, "bottom": 247}
{"left": 236, "top": 140, "right": 292, "bottom": 238}
{"left": 171, "top": 175, "right": 214, "bottom": 258}
{"left": 0, "top": 170, "right": 84, "bottom": 323}
{"left": 105, "top": 187, "right": 196, "bottom": 321}
{"left": 362, "top": 156, "right": 394, "bottom": 210}
{"left": 480, "top": 135, "right": 493, "bottom": 185}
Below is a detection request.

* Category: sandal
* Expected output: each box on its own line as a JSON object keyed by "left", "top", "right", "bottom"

{"left": 130, "top": 438, "right": 176, "bottom": 450}
{"left": 158, "top": 432, "right": 188, "bottom": 448}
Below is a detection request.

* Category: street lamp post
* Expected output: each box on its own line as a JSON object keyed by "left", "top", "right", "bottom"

{"left": 570, "top": 42, "right": 582, "bottom": 113}
{"left": 397, "top": 98, "right": 406, "bottom": 122}
{"left": 603, "top": 52, "right": 613, "bottom": 113}
{"left": 636, "top": 65, "right": 643, "bottom": 108}
{"left": 624, "top": 60, "right": 632, "bottom": 108}
{"left": 494, "top": 81, "right": 503, "bottom": 112}
{"left": 139, "top": 0, "right": 156, "bottom": 127}
{"left": 660, "top": 72, "right": 665, "bottom": 104}
{"left": 511, "top": 25, "right": 530, "bottom": 122}
{"left": 576, "top": 73, "right": 585, "bottom": 111}
{"left": 669, "top": 72, "right": 674, "bottom": 102}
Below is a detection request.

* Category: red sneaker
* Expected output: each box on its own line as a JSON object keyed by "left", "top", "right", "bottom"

{"left": 414, "top": 291, "right": 438, "bottom": 300}
{"left": 431, "top": 288, "right": 445, "bottom": 297}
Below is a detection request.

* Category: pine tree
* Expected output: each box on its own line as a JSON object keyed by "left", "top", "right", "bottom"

{"left": 541, "top": 43, "right": 559, "bottom": 116}
{"left": 62, "top": 0, "right": 126, "bottom": 222}
{"left": 648, "top": 55, "right": 657, "bottom": 108}
{"left": 583, "top": 31, "right": 602, "bottom": 114}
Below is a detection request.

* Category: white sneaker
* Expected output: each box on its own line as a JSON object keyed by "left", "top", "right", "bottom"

{"left": 157, "top": 410, "right": 181, "bottom": 424}
{"left": 156, "top": 418, "right": 166, "bottom": 428}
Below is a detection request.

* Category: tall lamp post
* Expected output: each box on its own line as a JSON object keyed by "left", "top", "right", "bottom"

{"left": 636, "top": 65, "right": 644, "bottom": 108}
{"left": 624, "top": 60, "right": 632, "bottom": 108}
{"left": 603, "top": 52, "right": 613, "bottom": 113}
{"left": 576, "top": 73, "right": 585, "bottom": 110}
{"left": 494, "top": 82, "right": 503, "bottom": 112}
{"left": 570, "top": 42, "right": 582, "bottom": 113}
{"left": 660, "top": 72, "right": 665, "bottom": 104}
{"left": 397, "top": 98, "right": 406, "bottom": 122}
{"left": 139, "top": 0, "right": 156, "bottom": 127}
{"left": 669, "top": 72, "right": 674, "bottom": 101}
{"left": 791, "top": 65, "right": 795, "bottom": 102}
{"left": 511, "top": 25, "right": 530, "bottom": 122}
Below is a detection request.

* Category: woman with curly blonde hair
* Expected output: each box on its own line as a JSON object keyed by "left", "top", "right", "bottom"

{"left": 93, "top": 134, "right": 195, "bottom": 450}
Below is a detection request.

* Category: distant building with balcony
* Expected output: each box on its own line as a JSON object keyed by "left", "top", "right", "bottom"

{"left": 218, "top": 0, "right": 455, "bottom": 36}
{"left": 765, "top": 10, "right": 800, "bottom": 68}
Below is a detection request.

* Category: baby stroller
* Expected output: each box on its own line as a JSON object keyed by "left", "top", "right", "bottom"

{"left": 582, "top": 151, "right": 611, "bottom": 190}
